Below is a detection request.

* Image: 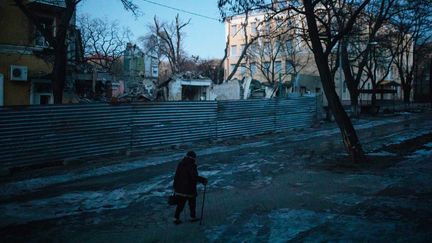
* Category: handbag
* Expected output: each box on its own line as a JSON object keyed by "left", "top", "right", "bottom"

{"left": 168, "top": 194, "right": 177, "bottom": 205}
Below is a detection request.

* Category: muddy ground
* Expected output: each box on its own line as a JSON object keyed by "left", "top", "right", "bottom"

{"left": 1, "top": 112, "right": 431, "bottom": 242}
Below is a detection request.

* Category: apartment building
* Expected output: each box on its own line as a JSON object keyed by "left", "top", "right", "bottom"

{"left": 224, "top": 8, "right": 321, "bottom": 97}
{"left": 223, "top": 2, "right": 411, "bottom": 104}
{"left": 123, "top": 43, "right": 159, "bottom": 83}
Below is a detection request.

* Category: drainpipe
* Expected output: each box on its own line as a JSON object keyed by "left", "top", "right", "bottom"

{"left": 0, "top": 73, "right": 3, "bottom": 106}
{"left": 278, "top": 72, "right": 282, "bottom": 97}
{"left": 92, "top": 68, "right": 96, "bottom": 94}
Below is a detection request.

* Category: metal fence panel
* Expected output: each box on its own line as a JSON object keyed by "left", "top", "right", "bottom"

{"left": 0, "top": 97, "right": 321, "bottom": 169}
{"left": 216, "top": 99, "right": 277, "bottom": 138}
{"left": 0, "top": 104, "right": 132, "bottom": 168}
{"left": 131, "top": 101, "right": 217, "bottom": 149}
{"left": 216, "top": 96, "right": 319, "bottom": 138}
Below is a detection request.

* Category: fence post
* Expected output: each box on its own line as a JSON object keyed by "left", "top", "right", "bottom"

{"left": 129, "top": 104, "right": 133, "bottom": 155}
{"left": 215, "top": 100, "right": 219, "bottom": 140}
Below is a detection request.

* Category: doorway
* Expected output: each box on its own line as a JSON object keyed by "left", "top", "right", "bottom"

{"left": 31, "top": 80, "right": 53, "bottom": 105}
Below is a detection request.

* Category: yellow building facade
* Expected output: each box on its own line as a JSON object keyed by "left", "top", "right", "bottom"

{"left": 0, "top": 0, "right": 63, "bottom": 106}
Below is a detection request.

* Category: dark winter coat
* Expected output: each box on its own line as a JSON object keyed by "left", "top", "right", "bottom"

{"left": 173, "top": 156, "right": 206, "bottom": 197}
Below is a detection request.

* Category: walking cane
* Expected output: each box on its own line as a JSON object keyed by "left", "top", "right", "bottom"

{"left": 199, "top": 184, "right": 207, "bottom": 225}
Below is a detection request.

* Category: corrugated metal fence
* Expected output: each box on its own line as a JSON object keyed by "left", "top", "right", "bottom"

{"left": 0, "top": 95, "right": 322, "bottom": 169}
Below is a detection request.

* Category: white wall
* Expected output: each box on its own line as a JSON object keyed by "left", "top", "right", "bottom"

{"left": 168, "top": 80, "right": 183, "bottom": 101}
{"left": 210, "top": 80, "right": 241, "bottom": 100}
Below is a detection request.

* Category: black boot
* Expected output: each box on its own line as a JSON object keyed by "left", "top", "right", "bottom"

{"left": 173, "top": 218, "right": 182, "bottom": 225}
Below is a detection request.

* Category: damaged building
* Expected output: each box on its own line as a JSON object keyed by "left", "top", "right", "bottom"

{"left": 72, "top": 43, "right": 159, "bottom": 103}
{"left": 159, "top": 72, "right": 212, "bottom": 101}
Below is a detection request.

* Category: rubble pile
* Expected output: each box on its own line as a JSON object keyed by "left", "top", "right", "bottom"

{"left": 118, "top": 80, "right": 157, "bottom": 102}
{"left": 171, "top": 71, "right": 207, "bottom": 80}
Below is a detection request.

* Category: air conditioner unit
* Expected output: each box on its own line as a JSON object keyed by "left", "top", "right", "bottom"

{"left": 10, "top": 65, "right": 28, "bottom": 81}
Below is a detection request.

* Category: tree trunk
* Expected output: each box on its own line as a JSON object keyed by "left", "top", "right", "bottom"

{"left": 349, "top": 92, "right": 359, "bottom": 118}
{"left": 371, "top": 90, "right": 377, "bottom": 107}
{"left": 403, "top": 84, "right": 411, "bottom": 103}
{"left": 303, "top": 0, "right": 366, "bottom": 163}
{"left": 317, "top": 56, "right": 366, "bottom": 162}
{"left": 52, "top": 43, "right": 67, "bottom": 104}
{"left": 341, "top": 40, "right": 360, "bottom": 118}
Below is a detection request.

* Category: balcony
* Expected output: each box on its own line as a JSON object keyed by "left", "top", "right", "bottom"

{"left": 28, "top": 0, "right": 66, "bottom": 8}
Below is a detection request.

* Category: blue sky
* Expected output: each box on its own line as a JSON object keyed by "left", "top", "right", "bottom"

{"left": 78, "top": 0, "right": 225, "bottom": 59}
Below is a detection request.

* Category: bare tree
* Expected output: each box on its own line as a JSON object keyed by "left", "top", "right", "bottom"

{"left": 217, "top": 0, "right": 266, "bottom": 83}
{"left": 301, "top": 0, "right": 371, "bottom": 162}
{"left": 219, "top": 0, "right": 371, "bottom": 162}
{"left": 13, "top": 0, "right": 138, "bottom": 104}
{"left": 388, "top": 0, "right": 432, "bottom": 103}
{"left": 78, "top": 15, "right": 131, "bottom": 74}
{"left": 359, "top": 30, "right": 399, "bottom": 108}
{"left": 338, "top": 0, "right": 397, "bottom": 116}
{"left": 250, "top": 36, "right": 286, "bottom": 84}
{"left": 247, "top": 24, "right": 311, "bottom": 93}
{"left": 148, "top": 14, "right": 190, "bottom": 75}
{"left": 218, "top": 1, "right": 309, "bottom": 87}
{"left": 197, "top": 58, "right": 224, "bottom": 83}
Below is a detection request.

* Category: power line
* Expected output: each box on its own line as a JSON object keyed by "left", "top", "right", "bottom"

{"left": 141, "top": 0, "right": 220, "bottom": 22}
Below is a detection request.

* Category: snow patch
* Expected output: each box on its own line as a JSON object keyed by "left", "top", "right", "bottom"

{"left": 200, "top": 170, "right": 221, "bottom": 177}
{"left": 326, "top": 193, "right": 370, "bottom": 207}
{"left": 268, "top": 209, "right": 336, "bottom": 242}
{"left": 0, "top": 141, "right": 274, "bottom": 198}
{"left": 250, "top": 176, "right": 272, "bottom": 188}
{"left": 367, "top": 151, "right": 397, "bottom": 156}
{"left": 0, "top": 174, "right": 172, "bottom": 227}
{"left": 423, "top": 142, "right": 432, "bottom": 148}
{"left": 206, "top": 209, "right": 336, "bottom": 242}
{"left": 406, "top": 148, "right": 432, "bottom": 158}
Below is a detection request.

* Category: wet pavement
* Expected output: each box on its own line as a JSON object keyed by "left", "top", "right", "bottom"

{"left": 1, "top": 112, "right": 432, "bottom": 242}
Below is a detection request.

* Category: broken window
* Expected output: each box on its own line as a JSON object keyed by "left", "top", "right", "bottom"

{"left": 275, "top": 61, "right": 282, "bottom": 73}
{"left": 250, "top": 63, "right": 257, "bottom": 75}
{"left": 264, "top": 62, "right": 270, "bottom": 76}
{"left": 34, "top": 17, "right": 54, "bottom": 47}
{"left": 230, "top": 64, "right": 236, "bottom": 74}
{"left": 250, "top": 43, "right": 258, "bottom": 53}
{"left": 182, "top": 85, "right": 206, "bottom": 101}
{"left": 251, "top": 22, "right": 257, "bottom": 35}
{"left": 265, "top": 23, "right": 270, "bottom": 35}
{"left": 152, "top": 64, "right": 158, "bottom": 77}
{"left": 286, "top": 39, "right": 293, "bottom": 53}
{"left": 285, "top": 60, "right": 294, "bottom": 74}
{"left": 240, "top": 44, "right": 246, "bottom": 54}
{"left": 240, "top": 63, "right": 246, "bottom": 76}
{"left": 231, "top": 45, "right": 237, "bottom": 57}
{"left": 231, "top": 24, "right": 237, "bottom": 36}
{"left": 264, "top": 42, "right": 271, "bottom": 53}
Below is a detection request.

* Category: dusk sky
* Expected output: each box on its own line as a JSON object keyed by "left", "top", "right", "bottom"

{"left": 78, "top": 0, "right": 226, "bottom": 59}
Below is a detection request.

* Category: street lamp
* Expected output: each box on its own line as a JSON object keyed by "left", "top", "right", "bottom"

{"left": 368, "top": 41, "right": 378, "bottom": 106}
{"left": 368, "top": 41, "right": 378, "bottom": 85}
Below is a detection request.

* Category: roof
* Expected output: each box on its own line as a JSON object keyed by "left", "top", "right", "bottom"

{"left": 359, "top": 89, "right": 397, "bottom": 94}
{"left": 177, "top": 79, "right": 212, "bottom": 86}
{"left": 28, "top": 0, "right": 66, "bottom": 8}
{"left": 378, "top": 80, "right": 401, "bottom": 87}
